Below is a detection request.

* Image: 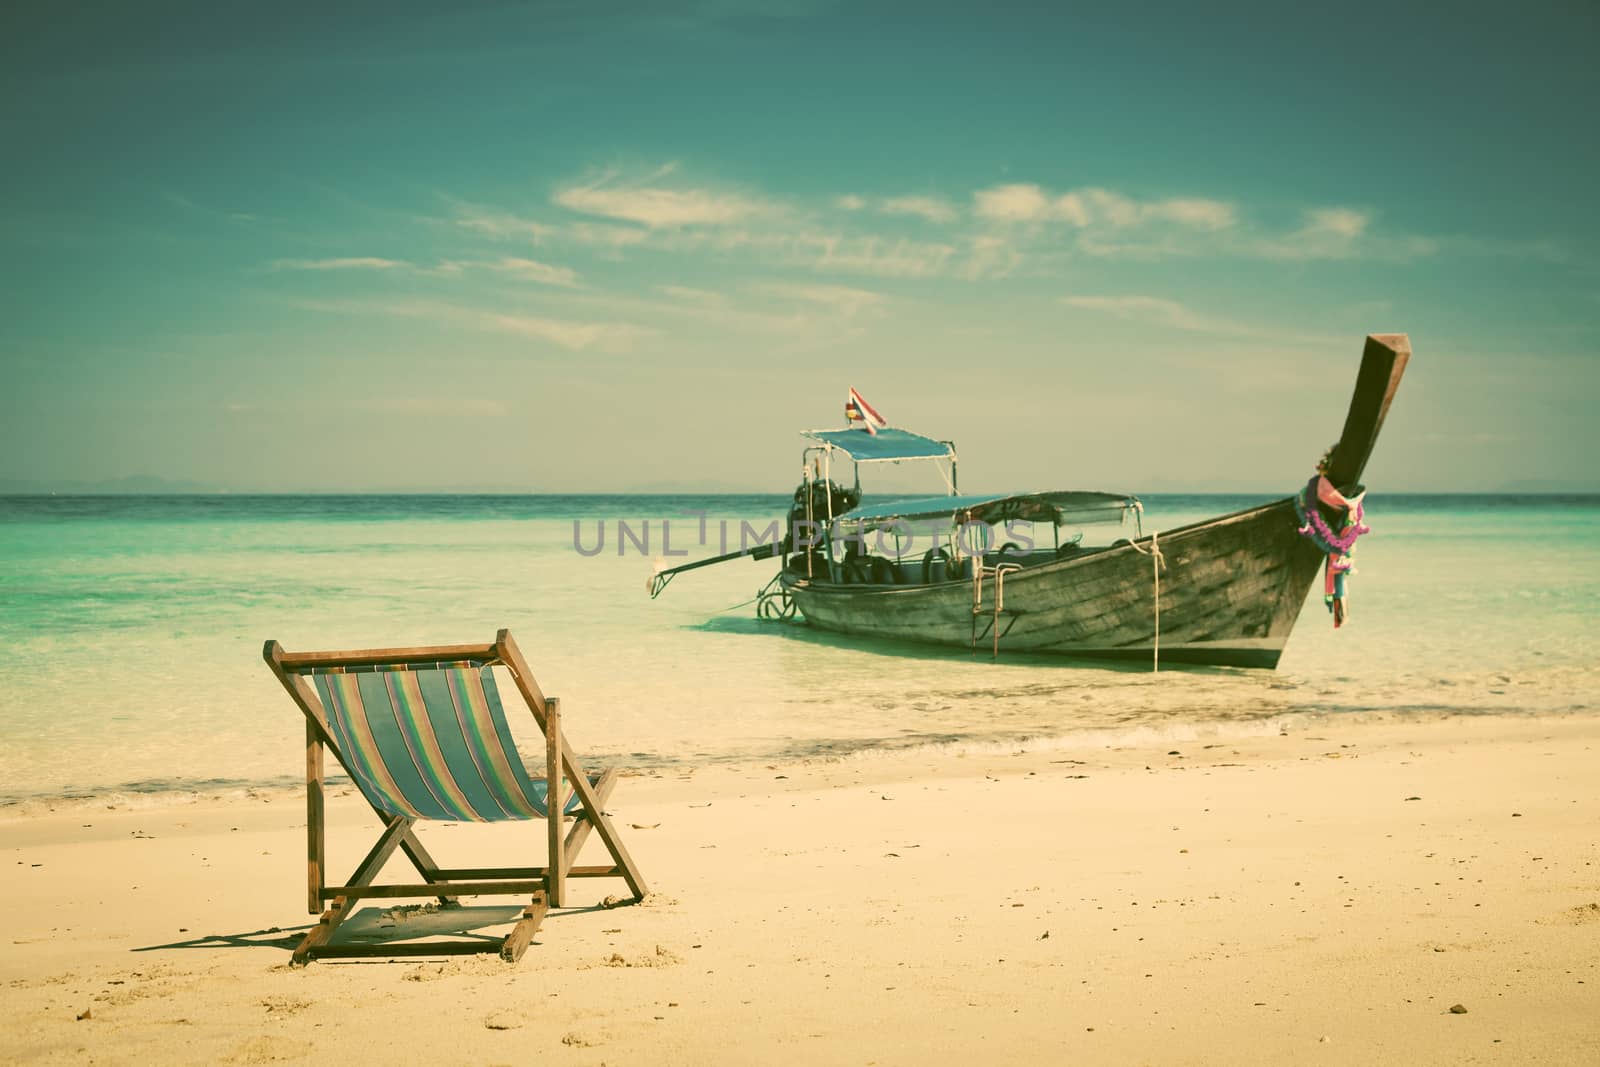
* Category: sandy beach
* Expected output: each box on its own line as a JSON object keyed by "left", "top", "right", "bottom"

{"left": 2, "top": 710, "right": 1596, "bottom": 1064}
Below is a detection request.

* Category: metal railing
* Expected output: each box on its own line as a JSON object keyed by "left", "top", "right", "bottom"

{"left": 971, "top": 561, "right": 1022, "bottom": 658}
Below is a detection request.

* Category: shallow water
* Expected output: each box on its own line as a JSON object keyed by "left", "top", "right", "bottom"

{"left": 1, "top": 493, "right": 1596, "bottom": 805}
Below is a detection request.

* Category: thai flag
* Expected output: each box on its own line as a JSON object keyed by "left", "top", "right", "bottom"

{"left": 845, "top": 387, "right": 887, "bottom": 435}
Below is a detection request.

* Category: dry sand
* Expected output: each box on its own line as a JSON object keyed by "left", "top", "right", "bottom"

{"left": 2, "top": 711, "right": 1597, "bottom": 1065}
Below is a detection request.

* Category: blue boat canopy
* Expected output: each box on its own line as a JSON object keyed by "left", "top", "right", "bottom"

{"left": 841, "top": 490, "right": 1138, "bottom": 530}
{"left": 801, "top": 427, "right": 954, "bottom": 462}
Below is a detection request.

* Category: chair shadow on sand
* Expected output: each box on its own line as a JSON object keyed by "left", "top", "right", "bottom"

{"left": 132, "top": 900, "right": 621, "bottom": 959}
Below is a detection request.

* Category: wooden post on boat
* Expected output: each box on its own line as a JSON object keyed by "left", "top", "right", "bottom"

{"left": 1152, "top": 530, "right": 1160, "bottom": 673}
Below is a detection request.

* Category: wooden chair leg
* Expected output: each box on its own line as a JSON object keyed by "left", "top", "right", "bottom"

{"left": 293, "top": 815, "right": 413, "bottom": 965}
{"left": 306, "top": 724, "right": 325, "bottom": 915}
{"left": 499, "top": 892, "right": 549, "bottom": 962}
{"left": 497, "top": 631, "right": 646, "bottom": 900}
{"left": 294, "top": 895, "right": 357, "bottom": 965}
{"left": 561, "top": 748, "right": 648, "bottom": 900}
{"left": 545, "top": 697, "right": 567, "bottom": 908}
{"left": 562, "top": 769, "right": 618, "bottom": 869}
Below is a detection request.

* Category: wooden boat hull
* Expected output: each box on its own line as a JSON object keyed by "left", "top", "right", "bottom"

{"left": 780, "top": 333, "right": 1411, "bottom": 669}
{"left": 782, "top": 498, "right": 1323, "bottom": 669}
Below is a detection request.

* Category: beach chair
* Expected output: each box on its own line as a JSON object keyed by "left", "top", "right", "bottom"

{"left": 262, "top": 629, "right": 647, "bottom": 964}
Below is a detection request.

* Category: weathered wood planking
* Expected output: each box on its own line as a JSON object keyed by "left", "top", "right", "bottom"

{"left": 787, "top": 499, "right": 1319, "bottom": 667}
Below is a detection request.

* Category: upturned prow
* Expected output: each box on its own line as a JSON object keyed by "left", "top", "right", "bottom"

{"left": 1327, "top": 333, "right": 1411, "bottom": 489}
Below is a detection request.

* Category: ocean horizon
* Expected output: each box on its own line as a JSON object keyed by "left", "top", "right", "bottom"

{"left": 2, "top": 491, "right": 1596, "bottom": 809}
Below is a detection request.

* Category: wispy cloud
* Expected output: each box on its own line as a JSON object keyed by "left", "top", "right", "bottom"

{"left": 553, "top": 170, "right": 774, "bottom": 229}
{"left": 1060, "top": 293, "right": 1342, "bottom": 346}
{"left": 429, "top": 168, "right": 1442, "bottom": 286}
{"left": 273, "top": 253, "right": 580, "bottom": 287}
{"left": 453, "top": 206, "right": 553, "bottom": 243}
{"left": 296, "top": 297, "right": 648, "bottom": 352}
{"left": 483, "top": 311, "right": 645, "bottom": 351}
{"left": 656, "top": 285, "right": 727, "bottom": 305}
{"left": 1061, "top": 294, "right": 1229, "bottom": 332}
{"left": 1250, "top": 207, "right": 1375, "bottom": 260}
{"left": 974, "top": 183, "right": 1236, "bottom": 231}
{"left": 809, "top": 234, "right": 956, "bottom": 278}
{"left": 1143, "top": 197, "right": 1237, "bottom": 230}
{"left": 1240, "top": 207, "right": 1442, "bottom": 262}
{"left": 973, "top": 182, "right": 1441, "bottom": 263}
{"left": 757, "top": 282, "right": 886, "bottom": 316}
{"left": 438, "top": 168, "right": 1010, "bottom": 280}
{"left": 580, "top": 290, "right": 810, "bottom": 335}
{"left": 568, "top": 221, "right": 652, "bottom": 249}
{"left": 961, "top": 235, "right": 1021, "bottom": 280}
{"left": 164, "top": 191, "right": 267, "bottom": 226}
{"left": 273, "top": 257, "right": 408, "bottom": 271}
{"left": 1304, "top": 207, "right": 1368, "bottom": 239}
{"left": 548, "top": 166, "right": 997, "bottom": 282}
{"left": 973, "top": 183, "right": 1059, "bottom": 223}
{"left": 586, "top": 224, "right": 965, "bottom": 279}
{"left": 484, "top": 256, "right": 580, "bottom": 287}
{"left": 879, "top": 195, "right": 958, "bottom": 224}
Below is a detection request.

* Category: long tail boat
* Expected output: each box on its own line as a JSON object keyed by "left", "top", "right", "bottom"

{"left": 650, "top": 334, "right": 1410, "bottom": 669}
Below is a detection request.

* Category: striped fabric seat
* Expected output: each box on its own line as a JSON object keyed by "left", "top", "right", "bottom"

{"left": 295, "top": 660, "right": 579, "bottom": 822}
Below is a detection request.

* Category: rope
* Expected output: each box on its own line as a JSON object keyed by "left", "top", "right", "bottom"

{"left": 725, "top": 572, "right": 791, "bottom": 617}
{"left": 1125, "top": 530, "right": 1164, "bottom": 672}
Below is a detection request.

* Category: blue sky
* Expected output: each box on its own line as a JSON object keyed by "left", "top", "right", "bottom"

{"left": 3, "top": 0, "right": 1596, "bottom": 492}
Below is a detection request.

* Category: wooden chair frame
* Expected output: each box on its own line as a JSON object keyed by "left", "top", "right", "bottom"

{"left": 262, "top": 628, "right": 647, "bottom": 964}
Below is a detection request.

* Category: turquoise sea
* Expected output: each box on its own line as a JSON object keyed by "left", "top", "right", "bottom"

{"left": 0, "top": 494, "right": 1596, "bottom": 808}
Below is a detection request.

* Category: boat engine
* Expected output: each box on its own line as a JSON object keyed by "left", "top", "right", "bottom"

{"left": 782, "top": 478, "right": 858, "bottom": 572}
